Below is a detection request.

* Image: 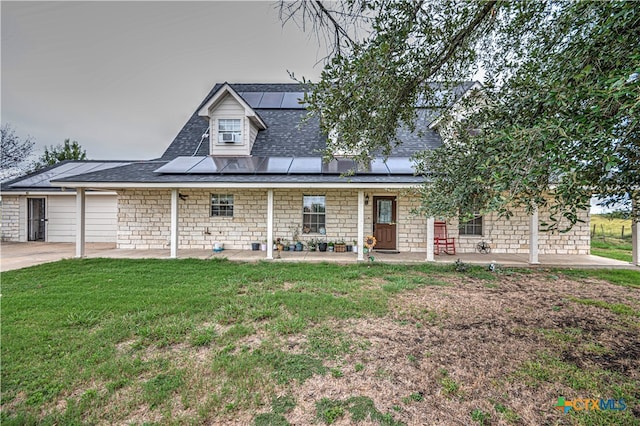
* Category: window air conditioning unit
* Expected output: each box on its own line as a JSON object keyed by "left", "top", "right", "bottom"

{"left": 220, "top": 132, "right": 239, "bottom": 143}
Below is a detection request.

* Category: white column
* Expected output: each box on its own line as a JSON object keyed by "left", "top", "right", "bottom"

{"left": 75, "top": 188, "right": 86, "bottom": 258}
{"left": 529, "top": 205, "right": 540, "bottom": 264}
{"left": 632, "top": 199, "right": 639, "bottom": 266}
{"left": 267, "top": 189, "right": 274, "bottom": 260}
{"left": 357, "top": 190, "right": 365, "bottom": 261}
{"left": 170, "top": 189, "right": 179, "bottom": 259}
{"left": 426, "top": 217, "right": 435, "bottom": 261}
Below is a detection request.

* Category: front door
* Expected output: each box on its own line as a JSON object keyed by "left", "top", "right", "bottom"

{"left": 28, "top": 198, "right": 46, "bottom": 241}
{"left": 373, "top": 196, "right": 396, "bottom": 250}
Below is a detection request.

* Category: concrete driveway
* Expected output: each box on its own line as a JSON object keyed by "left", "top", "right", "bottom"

{"left": 0, "top": 242, "right": 117, "bottom": 272}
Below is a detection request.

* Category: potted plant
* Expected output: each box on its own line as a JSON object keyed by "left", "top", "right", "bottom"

{"left": 261, "top": 240, "right": 267, "bottom": 251}
{"left": 352, "top": 240, "right": 358, "bottom": 253}
{"left": 307, "top": 238, "right": 317, "bottom": 252}
{"left": 295, "top": 241, "right": 304, "bottom": 251}
{"left": 328, "top": 241, "right": 335, "bottom": 252}
{"left": 335, "top": 240, "right": 346, "bottom": 252}
{"left": 251, "top": 242, "right": 260, "bottom": 251}
{"left": 276, "top": 238, "right": 285, "bottom": 251}
{"left": 318, "top": 240, "right": 328, "bottom": 252}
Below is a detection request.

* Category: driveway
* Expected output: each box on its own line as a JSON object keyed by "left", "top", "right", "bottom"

{"left": 0, "top": 242, "right": 116, "bottom": 272}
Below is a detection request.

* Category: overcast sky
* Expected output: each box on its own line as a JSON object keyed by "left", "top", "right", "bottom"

{"left": 1, "top": 1, "right": 326, "bottom": 160}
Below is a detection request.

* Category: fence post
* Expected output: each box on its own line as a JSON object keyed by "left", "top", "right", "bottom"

{"left": 621, "top": 225, "right": 625, "bottom": 239}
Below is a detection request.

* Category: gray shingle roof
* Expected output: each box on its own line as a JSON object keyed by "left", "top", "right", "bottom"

{"left": 50, "top": 82, "right": 477, "bottom": 186}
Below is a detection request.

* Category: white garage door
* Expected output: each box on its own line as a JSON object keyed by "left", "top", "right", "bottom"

{"left": 46, "top": 194, "right": 117, "bottom": 243}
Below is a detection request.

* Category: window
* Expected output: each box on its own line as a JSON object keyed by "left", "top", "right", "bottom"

{"left": 302, "top": 195, "right": 326, "bottom": 233}
{"left": 218, "top": 119, "right": 242, "bottom": 143}
{"left": 211, "top": 194, "right": 234, "bottom": 217}
{"left": 459, "top": 213, "right": 483, "bottom": 236}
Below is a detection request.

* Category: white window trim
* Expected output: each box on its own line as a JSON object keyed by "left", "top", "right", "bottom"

{"left": 217, "top": 118, "right": 243, "bottom": 145}
{"left": 302, "top": 195, "right": 326, "bottom": 234}
{"left": 210, "top": 193, "right": 234, "bottom": 217}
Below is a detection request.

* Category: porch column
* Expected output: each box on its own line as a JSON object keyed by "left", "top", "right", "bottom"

{"left": 75, "top": 188, "right": 86, "bottom": 258}
{"left": 426, "top": 217, "right": 435, "bottom": 261}
{"left": 632, "top": 199, "right": 639, "bottom": 266}
{"left": 357, "top": 190, "right": 364, "bottom": 261}
{"left": 170, "top": 189, "right": 179, "bottom": 259}
{"left": 529, "top": 205, "right": 540, "bottom": 264}
{"left": 267, "top": 189, "right": 274, "bottom": 260}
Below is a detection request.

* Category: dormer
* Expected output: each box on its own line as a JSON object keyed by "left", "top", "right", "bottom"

{"left": 198, "top": 83, "right": 267, "bottom": 156}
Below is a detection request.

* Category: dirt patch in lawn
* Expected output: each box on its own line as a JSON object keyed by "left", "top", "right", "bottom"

{"left": 282, "top": 272, "right": 640, "bottom": 425}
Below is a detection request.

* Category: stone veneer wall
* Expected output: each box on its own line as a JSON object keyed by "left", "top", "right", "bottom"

{"left": 452, "top": 205, "right": 590, "bottom": 255}
{"left": 116, "top": 189, "right": 589, "bottom": 254}
{"left": 1, "top": 195, "right": 20, "bottom": 242}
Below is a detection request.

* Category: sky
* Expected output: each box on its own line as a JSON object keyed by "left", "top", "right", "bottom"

{"left": 1, "top": 1, "right": 326, "bottom": 161}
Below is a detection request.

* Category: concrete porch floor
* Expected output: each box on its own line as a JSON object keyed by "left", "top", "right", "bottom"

{"left": 1, "top": 242, "right": 636, "bottom": 272}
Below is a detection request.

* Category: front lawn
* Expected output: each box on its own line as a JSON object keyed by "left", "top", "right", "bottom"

{"left": 1, "top": 259, "right": 639, "bottom": 425}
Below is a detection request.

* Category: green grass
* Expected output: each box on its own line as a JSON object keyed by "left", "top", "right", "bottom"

{"left": 590, "top": 214, "right": 633, "bottom": 262}
{"left": 591, "top": 240, "right": 633, "bottom": 262}
{"left": 0, "top": 259, "right": 437, "bottom": 423}
{"left": 1, "top": 258, "right": 638, "bottom": 424}
{"left": 315, "top": 396, "right": 404, "bottom": 425}
{"left": 560, "top": 269, "right": 640, "bottom": 288}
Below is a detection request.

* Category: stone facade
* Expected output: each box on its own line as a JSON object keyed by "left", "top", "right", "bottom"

{"left": 1, "top": 195, "right": 20, "bottom": 242}
{"left": 116, "top": 188, "right": 590, "bottom": 254}
{"left": 451, "top": 206, "right": 590, "bottom": 255}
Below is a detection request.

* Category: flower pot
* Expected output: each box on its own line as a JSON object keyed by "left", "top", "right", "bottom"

{"left": 328, "top": 246, "right": 335, "bottom": 252}
{"left": 352, "top": 245, "right": 358, "bottom": 253}
{"left": 335, "top": 244, "right": 346, "bottom": 253}
{"left": 318, "top": 242, "right": 328, "bottom": 252}
{"left": 289, "top": 245, "right": 296, "bottom": 251}
{"left": 251, "top": 243, "right": 260, "bottom": 251}
{"left": 295, "top": 242, "right": 303, "bottom": 251}
{"left": 346, "top": 245, "right": 353, "bottom": 252}
{"left": 260, "top": 243, "right": 267, "bottom": 251}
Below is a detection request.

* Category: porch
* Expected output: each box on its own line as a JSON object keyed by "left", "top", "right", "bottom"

{"left": 1, "top": 242, "right": 635, "bottom": 272}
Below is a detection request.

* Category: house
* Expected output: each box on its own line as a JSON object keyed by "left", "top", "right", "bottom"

{"left": 1, "top": 161, "right": 129, "bottom": 243}
{"left": 4, "top": 82, "right": 591, "bottom": 262}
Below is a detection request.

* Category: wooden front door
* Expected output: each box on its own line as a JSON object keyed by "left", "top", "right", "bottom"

{"left": 373, "top": 196, "right": 396, "bottom": 250}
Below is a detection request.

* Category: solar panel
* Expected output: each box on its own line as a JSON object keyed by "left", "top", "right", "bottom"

{"left": 363, "top": 158, "right": 390, "bottom": 174}
{"left": 322, "top": 159, "right": 357, "bottom": 174}
{"left": 154, "top": 156, "right": 207, "bottom": 173}
{"left": 10, "top": 162, "right": 130, "bottom": 187}
{"left": 217, "top": 157, "right": 266, "bottom": 174}
{"left": 258, "top": 92, "right": 284, "bottom": 108}
{"left": 239, "top": 92, "right": 263, "bottom": 108}
{"left": 187, "top": 157, "right": 222, "bottom": 173}
{"left": 289, "top": 157, "right": 322, "bottom": 173}
{"left": 384, "top": 157, "right": 415, "bottom": 174}
{"left": 256, "top": 157, "right": 293, "bottom": 173}
{"left": 281, "top": 92, "right": 306, "bottom": 109}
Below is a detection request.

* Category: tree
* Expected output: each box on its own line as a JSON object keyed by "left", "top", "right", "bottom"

{"left": 281, "top": 0, "right": 639, "bottom": 228}
{"left": 33, "top": 139, "right": 87, "bottom": 170}
{"left": 1, "top": 124, "right": 35, "bottom": 182}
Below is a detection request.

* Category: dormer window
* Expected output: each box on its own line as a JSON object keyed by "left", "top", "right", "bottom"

{"left": 218, "top": 119, "right": 242, "bottom": 144}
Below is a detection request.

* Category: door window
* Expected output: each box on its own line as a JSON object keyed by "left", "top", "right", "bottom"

{"left": 377, "top": 199, "right": 392, "bottom": 224}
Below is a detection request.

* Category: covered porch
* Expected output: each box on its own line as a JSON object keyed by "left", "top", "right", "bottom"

{"left": 1, "top": 242, "right": 635, "bottom": 272}
{"left": 68, "top": 184, "right": 640, "bottom": 268}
